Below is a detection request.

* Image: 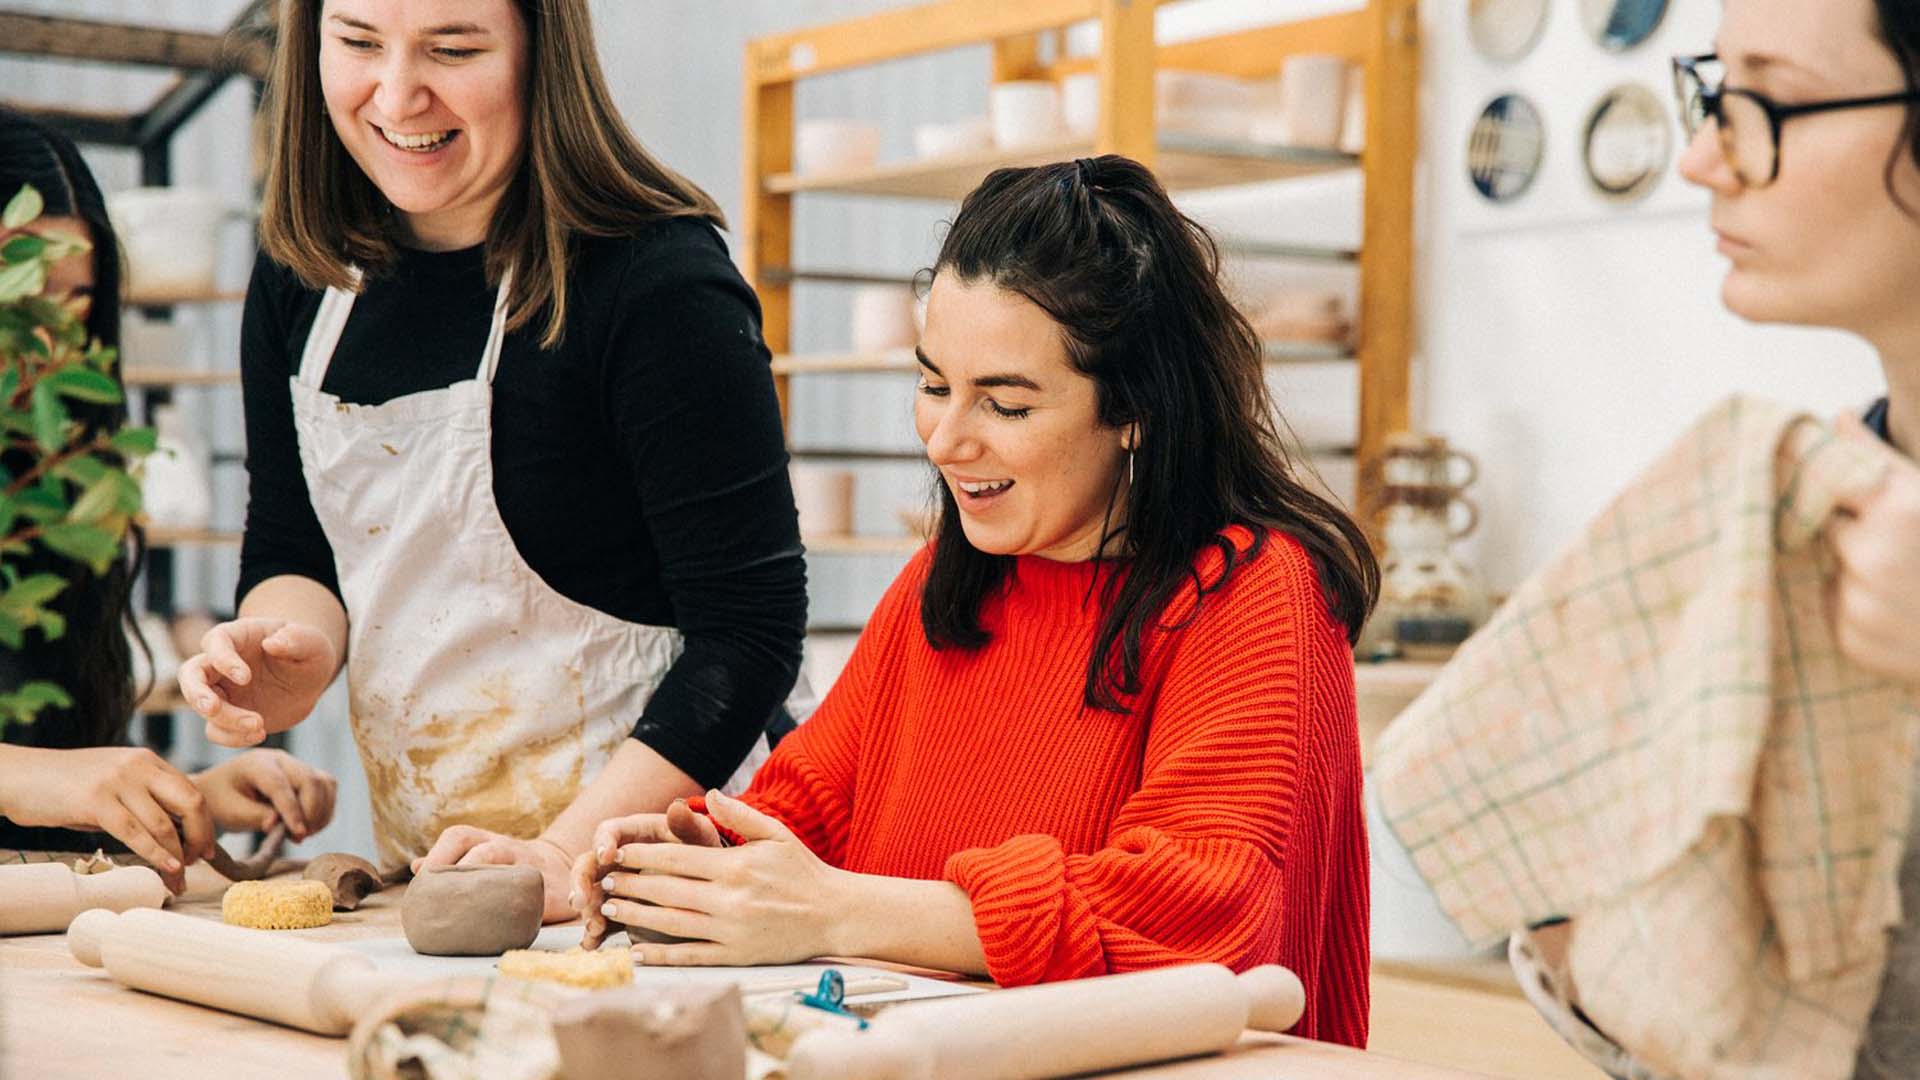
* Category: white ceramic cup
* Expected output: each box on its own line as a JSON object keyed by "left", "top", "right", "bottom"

{"left": 850, "top": 285, "right": 919, "bottom": 353}
{"left": 1280, "top": 55, "right": 1350, "bottom": 150}
{"left": 989, "top": 80, "right": 1065, "bottom": 150}
{"left": 912, "top": 117, "right": 994, "bottom": 160}
{"left": 107, "top": 187, "right": 227, "bottom": 301}
{"left": 1060, "top": 73, "right": 1100, "bottom": 139}
{"left": 791, "top": 465, "right": 856, "bottom": 539}
{"left": 795, "top": 120, "right": 880, "bottom": 175}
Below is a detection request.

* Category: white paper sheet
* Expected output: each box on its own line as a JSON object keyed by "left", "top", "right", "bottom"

{"left": 340, "top": 925, "right": 981, "bottom": 1006}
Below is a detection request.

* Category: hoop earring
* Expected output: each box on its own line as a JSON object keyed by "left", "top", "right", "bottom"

{"left": 1127, "top": 448, "right": 1135, "bottom": 490}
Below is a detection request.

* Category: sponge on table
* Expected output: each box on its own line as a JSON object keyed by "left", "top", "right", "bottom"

{"left": 498, "top": 948, "right": 633, "bottom": 989}
{"left": 221, "top": 879, "right": 334, "bottom": 930}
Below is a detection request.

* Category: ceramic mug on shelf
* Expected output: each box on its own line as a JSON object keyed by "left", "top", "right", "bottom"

{"left": 1279, "top": 54, "right": 1350, "bottom": 150}
{"left": 850, "top": 285, "right": 919, "bottom": 354}
{"left": 989, "top": 80, "right": 1065, "bottom": 150}
{"left": 795, "top": 120, "right": 880, "bottom": 176}
{"left": 912, "top": 117, "right": 993, "bottom": 160}
{"left": 1060, "top": 72, "right": 1100, "bottom": 139}
{"left": 107, "top": 187, "right": 228, "bottom": 302}
{"left": 791, "top": 464, "right": 856, "bottom": 540}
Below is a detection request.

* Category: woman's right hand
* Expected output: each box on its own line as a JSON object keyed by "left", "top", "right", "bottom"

{"left": 0, "top": 745, "right": 213, "bottom": 893}
{"left": 177, "top": 618, "right": 338, "bottom": 747}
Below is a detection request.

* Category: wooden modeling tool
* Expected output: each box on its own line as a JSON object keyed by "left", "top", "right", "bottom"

{"left": 0, "top": 863, "right": 169, "bottom": 935}
{"left": 67, "top": 906, "right": 413, "bottom": 1035}
{"left": 785, "top": 963, "right": 1306, "bottom": 1080}
{"left": 205, "top": 823, "right": 288, "bottom": 881}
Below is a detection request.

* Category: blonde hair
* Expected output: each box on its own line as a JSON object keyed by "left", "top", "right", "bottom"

{"left": 258, "top": 0, "right": 724, "bottom": 348}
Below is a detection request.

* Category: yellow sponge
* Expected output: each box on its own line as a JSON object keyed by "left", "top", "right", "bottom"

{"left": 498, "top": 948, "right": 632, "bottom": 989}
{"left": 221, "top": 879, "right": 333, "bottom": 930}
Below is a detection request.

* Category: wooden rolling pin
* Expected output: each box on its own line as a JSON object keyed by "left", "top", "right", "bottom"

{"left": 786, "top": 964, "right": 1305, "bottom": 1080}
{"left": 67, "top": 907, "right": 413, "bottom": 1035}
{"left": 0, "top": 864, "right": 170, "bottom": 935}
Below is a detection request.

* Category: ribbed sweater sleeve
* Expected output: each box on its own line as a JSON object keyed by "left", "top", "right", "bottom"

{"left": 943, "top": 545, "right": 1316, "bottom": 987}
{"left": 740, "top": 549, "right": 929, "bottom": 864}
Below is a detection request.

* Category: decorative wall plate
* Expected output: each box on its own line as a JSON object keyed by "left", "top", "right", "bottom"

{"left": 1582, "top": 83, "right": 1672, "bottom": 201}
{"left": 1468, "top": 93, "right": 1547, "bottom": 202}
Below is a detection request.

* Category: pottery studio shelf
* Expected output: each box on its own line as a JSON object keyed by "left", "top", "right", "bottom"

{"left": 143, "top": 527, "right": 243, "bottom": 549}
{"left": 766, "top": 132, "right": 1359, "bottom": 201}
{"left": 121, "top": 367, "right": 242, "bottom": 388}
{"left": 805, "top": 534, "right": 926, "bottom": 556}
{"left": 744, "top": 0, "right": 1419, "bottom": 516}
{"left": 770, "top": 340, "right": 1352, "bottom": 376}
{"left": 126, "top": 289, "right": 248, "bottom": 307}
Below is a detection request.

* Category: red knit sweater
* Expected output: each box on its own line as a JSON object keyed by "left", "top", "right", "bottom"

{"left": 741, "top": 526, "right": 1370, "bottom": 1046}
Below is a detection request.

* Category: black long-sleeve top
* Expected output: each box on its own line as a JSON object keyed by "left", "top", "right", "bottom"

{"left": 236, "top": 217, "right": 806, "bottom": 789}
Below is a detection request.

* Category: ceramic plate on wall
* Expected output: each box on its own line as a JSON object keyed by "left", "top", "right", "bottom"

{"left": 1469, "top": 0, "right": 1550, "bottom": 62}
{"left": 1582, "top": 83, "right": 1672, "bottom": 202}
{"left": 1581, "top": 0, "right": 1670, "bottom": 52}
{"left": 1467, "top": 93, "right": 1546, "bottom": 203}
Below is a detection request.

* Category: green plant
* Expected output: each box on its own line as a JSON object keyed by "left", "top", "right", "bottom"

{"left": 0, "top": 184, "right": 154, "bottom": 737}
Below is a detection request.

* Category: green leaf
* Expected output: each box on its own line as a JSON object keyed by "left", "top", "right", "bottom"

{"left": 45, "top": 367, "right": 122, "bottom": 405}
{"left": 1, "top": 573, "right": 68, "bottom": 611}
{"left": 1, "top": 234, "right": 46, "bottom": 263}
{"left": 111, "top": 427, "right": 158, "bottom": 456}
{"left": 34, "top": 610, "right": 64, "bottom": 641}
{"left": 1, "top": 185, "right": 43, "bottom": 230}
{"left": 0, "top": 258, "right": 45, "bottom": 304}
{"left": 53, "top": 456, "right": 108, "bottom": 487}
{"left": 40, "top": 522, "right": 118, "bottom": 573}
{"left": 0, "top": 365, "right": 18, "bottom": 403}
{"left": 65, "top": 475, "right": 120, "bottom": 524}
{"left": 0, "top": 611, "right": 23, "bottom": 651}
{"left": 30, "top": 380, "right": 67, "bottom": 452}
{"left": 14, "top": 487, "right": 67, "bottom": 524}
{"left": 13, "top": 682, "right": 71, "bottom": 710}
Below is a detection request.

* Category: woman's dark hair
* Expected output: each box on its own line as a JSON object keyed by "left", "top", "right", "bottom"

{"left": 921, "top": 155, "right": 1379, "bottom": 712}
{"left": 1874, "top": 0, "right": 1920, "bottom": 210}
{"left": 0, "top": 108, "right": 145, "bottom": 749}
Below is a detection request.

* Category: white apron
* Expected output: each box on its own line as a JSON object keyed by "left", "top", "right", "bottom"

{"left": 291, "top": 272, "right": 774, "bottom": 870}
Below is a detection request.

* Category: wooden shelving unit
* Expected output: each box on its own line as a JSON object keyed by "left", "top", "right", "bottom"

{"left": 744, "top": 0, "right": 1419, "bottom": 520}
{"left": 143, "top": 528, "right": 243, "bottom": 550}
{"left": 121, "top": 367, "right": 241, "bottom": 388}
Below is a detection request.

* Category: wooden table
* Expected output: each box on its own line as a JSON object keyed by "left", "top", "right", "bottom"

{"left": 0, "top": 866, "right": 1493, "bottom": 1079}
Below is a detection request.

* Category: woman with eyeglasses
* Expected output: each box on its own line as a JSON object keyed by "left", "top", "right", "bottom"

{"left": 1674, "top": 3, "right": 1920, "bottom": 1075}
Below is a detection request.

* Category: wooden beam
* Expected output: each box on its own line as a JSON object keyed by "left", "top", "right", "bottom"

{"left": 742, "top": 62, "right": 797, "bottom": 425}
{"left": 748, "top": 0, "right": 1098, "bottom": 85}
{"left": 1356, "top": 0, "right": 1420, "bottom": 505}
{"left": 0, "top": 101, "right": 140, "bottom": 146}
{"left": 1097, "top": 0, "right": 1157, "bottom": 165}
{"left": 1158, "top": 10, "right": 1371, "bottom": 76}
{"left": 0, "top": 13, "right": 270, "bottom": 80}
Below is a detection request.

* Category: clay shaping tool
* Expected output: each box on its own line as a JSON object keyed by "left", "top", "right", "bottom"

{"left": 204, "top": 823, "right": 288, "bottom": 881}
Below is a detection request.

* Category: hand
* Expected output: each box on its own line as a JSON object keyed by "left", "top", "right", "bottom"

{"left": 0, "top": 746, "right": 212, "bottom": 892}
{"left": 573, "top": 798, "right": 722, "bottom": 949}
{"left": 192, "top": 749, "right": 338, "bottom": 840}
{"left": 178, "top": 618, "right": 338, "bottom": 747}
{"left": 414, "top": 826, "right": 579, "bottom": 923}
{"left": 595, "top": 789, "right": 849, "bottom": 966}
{"left": 1829, "top": 413, "right": 1920, "bottom": 684}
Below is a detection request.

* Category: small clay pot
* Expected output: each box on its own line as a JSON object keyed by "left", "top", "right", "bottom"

{"left": 401, "top": 865, "right": 543, "bottom": 956}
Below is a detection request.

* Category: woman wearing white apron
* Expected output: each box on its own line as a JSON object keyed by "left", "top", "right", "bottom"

{"left": 177, "top": 0, "right": 807, "bottom": 921}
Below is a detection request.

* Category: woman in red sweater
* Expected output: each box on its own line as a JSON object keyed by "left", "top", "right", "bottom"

{"left": 573, "top": 156, "right": 1379, "bottom": 1045}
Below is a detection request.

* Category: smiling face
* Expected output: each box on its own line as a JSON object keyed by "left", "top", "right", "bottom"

{"left": 914, "top": 274, "right": 1134, "bottom": 562}
{"left": 1678, "top": 0, "right": 1920, "bottom": 339}
{"left": 318, "top": 0, "right": 530, "bottom": 250}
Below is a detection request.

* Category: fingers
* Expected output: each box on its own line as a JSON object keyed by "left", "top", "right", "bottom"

{"left": 178, "top": 656, "right": 267, "bottom": 747}
{"left": 198, "top": 626, "right": 254, "bottom": 687}
{"left": 614, "top": 840, "right": 727, "bottom": 879}
{"left": 603, "top": 869, "right": 708, "bottom": 912}
{"left": 298, "top": 766, "right": 338, "bottom": 836}
{"left": 114, "top": 789, "right": 186, "bottom": 875}
{"left": 665, "top": 798, "right": 723, "bottom": 847}
{"left": 146, "top": 768, "right": 215, "bottom": 863}
{"left": 590, "top": 814, "right": 675, "bottom": 865}
{"left": 414, "top": 824, "right": 495, "bottom": 874}
{"left": 571, "top": 851, "right": 611, "bottom": 948}
{"left": 454, "top": 840, "right": 520, "bottom": 867}
{"left": 248, "top": 753, "right": 309, "bottom": 838}
{"left": 600, "top": 897, "right": 713, "bottom": 942}
{"left": 95, "top": 800, "right": 181, "bottom": 880}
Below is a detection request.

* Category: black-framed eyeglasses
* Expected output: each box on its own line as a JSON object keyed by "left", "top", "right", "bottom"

{"left": 1670, "top": 53, "right": 1920, "bottom": 187}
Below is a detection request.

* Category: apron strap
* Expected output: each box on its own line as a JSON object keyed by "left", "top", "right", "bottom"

{"left": 295, "top": 273, "right": 360, "bottom": 389}
{"left": 476, "top": 267, "right": 515, "bottom": 385}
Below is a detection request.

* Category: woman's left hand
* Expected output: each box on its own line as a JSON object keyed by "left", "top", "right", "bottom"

{"left": 600, "top": 789, "right": 849, "bottom": 966}
{"left": 1829, "top": 413, "right": 1920, "bottom": 684}
{"left": 192, "top": 749, "right": 337, "bottom": 839}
